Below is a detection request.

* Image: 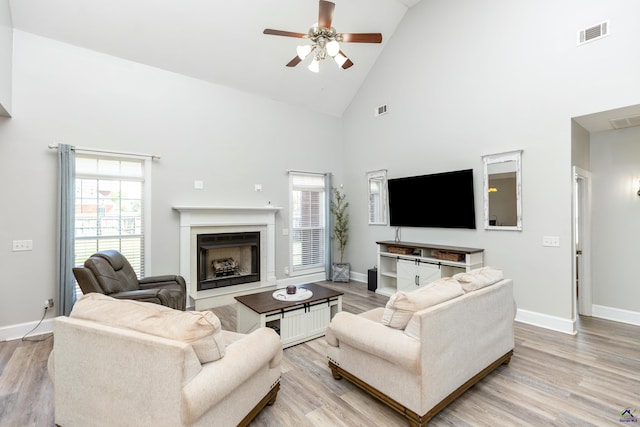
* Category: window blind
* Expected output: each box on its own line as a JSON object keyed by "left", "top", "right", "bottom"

{"left": 74, "top": 155, "right": 146, "bottom": 277}
{"left": 290, "top": 173, "right": 326, "bottom": 272}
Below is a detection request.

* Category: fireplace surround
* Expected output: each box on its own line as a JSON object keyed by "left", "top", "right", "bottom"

{"left": 174, "top": 206, "right": 280, "bottom": 310}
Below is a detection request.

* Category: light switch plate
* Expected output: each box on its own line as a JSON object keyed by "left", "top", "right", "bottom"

{"left": 542, "top": 236, "right": 560, "bottom": 247}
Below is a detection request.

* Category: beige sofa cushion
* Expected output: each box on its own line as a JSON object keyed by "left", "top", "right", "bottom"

{"left": 453, "top": 267, "right": 504, "bottom": 292}
{"left": 381, "top": 277, "right": 464, "bottom": 329}
{"left": 70, "top": 293, "right": 225, "bottom": 363}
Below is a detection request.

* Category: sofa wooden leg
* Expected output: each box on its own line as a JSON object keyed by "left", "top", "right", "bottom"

{"left": 501, "top": 350, "right": 514, "bottom": 366}
{"left": 267, "top": 384, "right": 279, "bottom": 406}
{"left": 328, "top": 361, "right": 342, "bottom": 380}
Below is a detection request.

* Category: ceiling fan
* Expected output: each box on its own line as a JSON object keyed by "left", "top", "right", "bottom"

{"left": 263, "top": 0, "right": 383, "bottom": 72}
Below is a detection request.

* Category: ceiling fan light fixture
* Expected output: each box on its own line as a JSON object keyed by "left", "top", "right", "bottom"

{"left": 308, "top": 58, "right": 320, "bottom": 73}
{"left": 296, "top": 44, "right": 313, "bottom": 60}
{"left": 326, "top": 39, "right": 340, "bottom": 57}
{"left": 263, "top": 0, "right": 383, "bottom": 72}
{"left": 334, "top": 52, "right": 347, "bottom": 67}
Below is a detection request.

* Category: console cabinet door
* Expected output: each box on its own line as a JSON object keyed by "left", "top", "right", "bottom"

{"left": 416, "top": 262, "right": 441, "bottom": 287}
{"left": 396, "top": 259, "right": 418, "bottom": 292}
{"left": 397, "top": 259, "right": 442, "bottom": 292}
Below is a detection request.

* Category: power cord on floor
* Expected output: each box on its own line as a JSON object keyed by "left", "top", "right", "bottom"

{"left": 21, "top": 306, "right": 53, "bottom": 342}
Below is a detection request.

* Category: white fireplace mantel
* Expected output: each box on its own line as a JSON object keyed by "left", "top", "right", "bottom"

{"left": 173, "top": 205, "right": 282, "bottom": 309}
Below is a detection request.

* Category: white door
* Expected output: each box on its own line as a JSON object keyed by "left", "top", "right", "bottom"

{"left": 573, "top": 166, "right": 592, "bottom": 317}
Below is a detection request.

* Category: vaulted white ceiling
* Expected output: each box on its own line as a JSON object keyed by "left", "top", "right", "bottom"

{"left": 9, "top": 0, "right": 421, "bottom": 117}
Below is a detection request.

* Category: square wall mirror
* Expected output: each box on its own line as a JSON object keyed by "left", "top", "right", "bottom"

{"left": 367, "top": 170, "right": 388, "bottom": 225}
{"left": 482, "top": 150, "right": 522, "bottom": 231}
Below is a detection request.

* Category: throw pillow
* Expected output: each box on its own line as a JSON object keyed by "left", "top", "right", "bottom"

{"left": 453, "top": 267, "right": 504, "bottom": 292}
{"left": 381, "top": 277, "right": 464, "bottom": 329}
{"left": 71, "top": 293, "right": 225, "bottom": 363}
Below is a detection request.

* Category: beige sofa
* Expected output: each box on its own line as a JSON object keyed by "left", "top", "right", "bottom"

{"left": 48, "top": 293, "right": 282, "bottom": 427}
{"left": 326, "top": 270, "right": 515, "bottom": 426}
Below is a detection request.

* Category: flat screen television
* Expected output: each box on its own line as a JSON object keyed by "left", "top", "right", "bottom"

{"left": 388, "top": 168, "right": 476, "bottom": 229}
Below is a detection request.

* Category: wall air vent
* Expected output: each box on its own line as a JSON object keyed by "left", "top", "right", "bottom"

{"left": 609, "top": 114, "right": 640, "bottom": 130}
{"left": 375, "top": 104, "right": 388, "bottom": 117}
{"left": 577, "top": 21, "right": 609, "bottom": 46}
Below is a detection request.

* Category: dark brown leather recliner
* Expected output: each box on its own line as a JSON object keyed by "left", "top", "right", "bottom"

{"left": 73, "top": 250, "right": 187, "bottom": 310}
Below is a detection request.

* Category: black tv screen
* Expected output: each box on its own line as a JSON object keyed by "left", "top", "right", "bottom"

{"left": 388, "top": 169, "right": 476, "bottom": 229}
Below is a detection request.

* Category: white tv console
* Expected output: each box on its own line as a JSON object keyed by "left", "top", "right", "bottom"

{"left": 376, "top": 241, "right": 484, "bottom": 296}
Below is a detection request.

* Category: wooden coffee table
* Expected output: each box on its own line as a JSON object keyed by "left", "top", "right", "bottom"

{"left": 235, "top": 283, "right": 343, "bottom": 348}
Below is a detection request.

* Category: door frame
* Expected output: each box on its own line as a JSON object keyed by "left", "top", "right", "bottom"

{"left": 572, "top": 166, "right": 592, "bottom": 319}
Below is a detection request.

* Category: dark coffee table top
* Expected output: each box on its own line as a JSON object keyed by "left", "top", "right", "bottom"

{"left": 234, "top": 283, "right": 343, "bottom": 314}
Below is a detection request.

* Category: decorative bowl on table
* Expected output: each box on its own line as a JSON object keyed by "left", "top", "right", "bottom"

{"left": 272, "top": 287, "right": 313, "bottom": 301}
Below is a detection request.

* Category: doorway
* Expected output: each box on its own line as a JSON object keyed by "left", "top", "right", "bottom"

{"left": 572, "top": 166, "right": 592, "bottom": 320}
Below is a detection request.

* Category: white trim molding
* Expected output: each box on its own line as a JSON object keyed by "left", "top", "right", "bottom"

{"left": 515, "top": 308, "right": 577, "bottom": 335}
{"left": 592, "top": 305, "right": 640, "bottom": 327}
{"left": 173, "top": 205, "right": 281, "bottom": 310}
{"left": 0, "top": 318, "right": 54, "bottom": 342}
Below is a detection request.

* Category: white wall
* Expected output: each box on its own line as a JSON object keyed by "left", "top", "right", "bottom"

{"left": 591, "top": 126, "right": 640, "bottom": 313}
{"left": 3, "top": 1, "right": 640, "bottom": 335}
{"left": 341, "top": 0, "right": 640, "bottom": 329}
{"left": 0, "top": 0, "right": 12, "bottom": 116}
{"left": 571, "top": 121, "right": 591, "bottom": 171}
{"left": 0, "top": 31, "right": 341, "bottom": 330}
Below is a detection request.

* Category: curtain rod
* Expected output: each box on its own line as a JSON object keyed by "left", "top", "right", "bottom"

{"left": 48, "top": 143, "right": 161, "bottom": 160}
{"left": 286, "top": 169, "right": 332, "bottom": 176}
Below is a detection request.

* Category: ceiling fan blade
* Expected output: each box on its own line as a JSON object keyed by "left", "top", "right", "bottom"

{"left": 286, "top": 56, "right": 302, "bottom": 67}
{"left": 338, "top": 33, "right": 383, "bottom": 43}
{"left": 318, "top": 0, "right": 335, "bottom": 29}
{"left": 263, "top": 29, "right": 308, "bottom": 39}
{"left": 337, "top": 50, "right": 354, "bottom": 69}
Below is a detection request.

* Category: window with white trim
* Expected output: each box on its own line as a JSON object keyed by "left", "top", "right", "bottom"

{"left": 289, "top": 172, "right": 326, "bottom": 274}
{"left": 74, "top": 155, "right": 149, "bottom": 278}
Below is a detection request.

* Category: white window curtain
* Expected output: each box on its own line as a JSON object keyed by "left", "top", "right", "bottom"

{"left": 56, "top": 144, "right": 76, "bottom": 316}
{"left": 289, "top": 171, "right": 331, "bottom": 277}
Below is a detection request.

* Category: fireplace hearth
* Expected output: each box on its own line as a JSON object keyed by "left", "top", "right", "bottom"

{"left": 197, "top": 232, "right": 260, "bottom": 291}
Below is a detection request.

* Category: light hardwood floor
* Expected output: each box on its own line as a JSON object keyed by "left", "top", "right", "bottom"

{"left": 1, "top": 281, "right": 639, "bottom": 426}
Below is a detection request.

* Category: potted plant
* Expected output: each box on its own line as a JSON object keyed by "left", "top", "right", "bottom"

{"left": 331, "top": 187, "right": 350, "bottom": 282}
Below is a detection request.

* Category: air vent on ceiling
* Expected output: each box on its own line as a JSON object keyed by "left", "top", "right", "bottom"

{"left": 577, "top": 21, "right": 609, "bottom": 46}
{"left": 609, "top": 114, "right": 640, "bottom": 130}
{"left": 375, "top": 104, "right": 388, "bottom": 117}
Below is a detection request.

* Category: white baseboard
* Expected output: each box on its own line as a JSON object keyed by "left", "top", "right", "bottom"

{"left": 0, "top": 318, "right": 55, "bottom": 342}
{"left": 349, "top": 271, "right": 367, "bottom": 283}
{"left": 276, "top": 272, "right": 328, "bottom": 288}
{"left": 592, "top": 305, "right": 640, "bottom": 326}
{"left": 277, "top": 270, "right": 367, "bottom": 287}
{"left": 515, "top": 308, "right": 577, "bottom": 335}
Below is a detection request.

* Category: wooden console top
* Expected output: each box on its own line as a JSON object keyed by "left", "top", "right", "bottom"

{"left": 376, "top": 241, "right": 484, "bottom": 254}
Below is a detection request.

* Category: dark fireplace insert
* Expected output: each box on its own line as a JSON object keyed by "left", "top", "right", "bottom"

{"left": 197, "top": 232, "right": 260, "bottom": 291}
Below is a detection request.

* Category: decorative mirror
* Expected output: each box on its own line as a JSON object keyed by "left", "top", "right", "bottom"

{"left": 367, "top": 169, "right": 388, "bottom": 225}
{"left": 482, "top": 150, "right": 522, "bottom": 231}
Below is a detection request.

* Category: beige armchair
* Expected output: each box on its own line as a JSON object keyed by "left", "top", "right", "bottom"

{"left": 48, "top": 293, "right": 282, "bottom": 427}
{"left": 73, "top": 249, "right": 186, "bottom": 310}
{"left": 326, "top": 274, "right": 515, "bottom": 426}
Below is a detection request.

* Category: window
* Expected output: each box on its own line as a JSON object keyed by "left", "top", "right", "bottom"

{"left": 74, "top": 155, "right": 150, "bottom": 278}
{"left": 289, "top": 173, "right": 326, "bottom": 274}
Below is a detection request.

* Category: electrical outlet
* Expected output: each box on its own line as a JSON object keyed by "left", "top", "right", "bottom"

{"left": 542, "top": 236, "right": 560, "bottom": 247}
{"left": 44, "top": 298, "right": 54, "bottom": 309}
{"left": 12, "top": 240, "right": 33, "bottom": 251}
